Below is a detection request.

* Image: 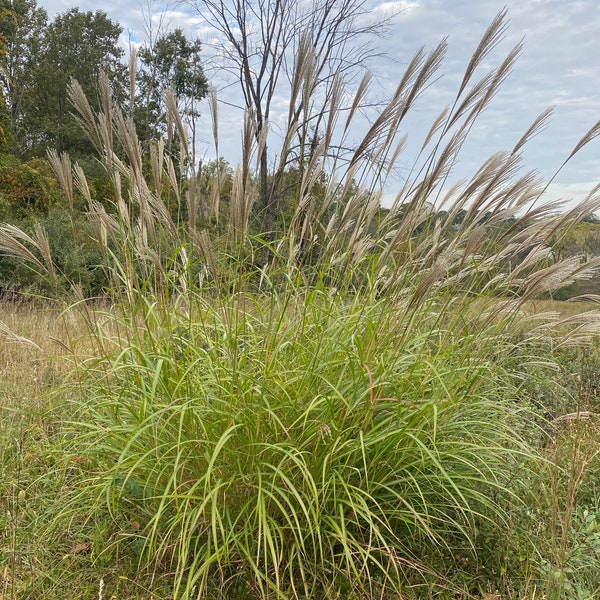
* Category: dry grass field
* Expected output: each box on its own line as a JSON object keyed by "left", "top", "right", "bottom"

{"left": 0, "top": 301, "right": 140, "bottom": 600}
{"left": 525, "top": 299, "right": 600, "bottom": 318}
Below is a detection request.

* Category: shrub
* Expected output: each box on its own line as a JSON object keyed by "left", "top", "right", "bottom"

{"left": 0, "top": 156, "right": 61, "bottom": 215}
{"left": 69, "top": 289, "right": 541, "bottom": 597}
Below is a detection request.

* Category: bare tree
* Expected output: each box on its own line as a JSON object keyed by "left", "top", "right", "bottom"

{"left": 186, "top": 0, "right": 396, "bottom": 257}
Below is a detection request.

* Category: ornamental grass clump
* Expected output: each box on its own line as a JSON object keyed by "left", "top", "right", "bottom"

{"left": 1, "top": 10, "right": 600, "bottom": 599}
{"left": 78, "top": 289, "right": 539, "bottom": 598}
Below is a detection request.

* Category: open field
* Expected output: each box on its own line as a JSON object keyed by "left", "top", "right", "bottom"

{"left": 525, "top": 299, "right": 600, "bottom": 318}
{"left": 0, "top": 302, "right": 167, "bottom": 599}
{"left": 1, "top": 298, "right": 600, "bottom": 599}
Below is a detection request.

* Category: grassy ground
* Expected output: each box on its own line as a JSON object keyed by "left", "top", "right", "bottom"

{"left": 525, "top": 299, "right": 600, "bottom": 318}
{"left": 0, "top": 302, "right": 90, "bottom": 598}
{"left": 0, "top": 302, "right": 168, "bottom": 599}
{"left": 1, "top": 299, "right": 600, "bottom": 599}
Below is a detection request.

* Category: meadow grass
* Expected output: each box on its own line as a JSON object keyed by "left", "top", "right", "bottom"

{"left": 0, "top": 300, "right": 178, "bottom": 599}
{"left": 0, "top": 302, "right": 79, "bottom": 599}
{"left": 2, "top": 297, "right": 600, "bottom": 599}
{"left": 525, "top": 299, "right": 599, "bottom": 318}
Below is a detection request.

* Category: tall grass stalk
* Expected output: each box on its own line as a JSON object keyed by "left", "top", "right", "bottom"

{"left": 1, "top": 10, "right": 600, "bottom": 598}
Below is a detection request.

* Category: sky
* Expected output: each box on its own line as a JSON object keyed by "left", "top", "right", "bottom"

{"left": 38, "top": 0, "right": 600, "bottom": 208}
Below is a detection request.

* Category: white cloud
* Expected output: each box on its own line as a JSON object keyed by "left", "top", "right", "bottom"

{"left": 541, "top": 182, "right": 600, "bottom": 211}
{"left": 370, "top": 0, "right": 419, "bottom": 20}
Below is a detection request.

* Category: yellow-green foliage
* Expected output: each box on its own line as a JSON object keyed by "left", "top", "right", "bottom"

{"left": 552, "top": 220, "right": 600, "bottom": 260}
{"left": 0, "top": 156, "right": 60, "bottom": 214}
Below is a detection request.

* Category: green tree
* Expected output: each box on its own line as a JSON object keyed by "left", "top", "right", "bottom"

{"left": 0, "top": 0, "right": 47, "bottom": 156}
{"left": 137, "top": 28, "right": 208, "bottom": 158}
{"left": 23, "top": 8, "right": 126, "bottom": 157}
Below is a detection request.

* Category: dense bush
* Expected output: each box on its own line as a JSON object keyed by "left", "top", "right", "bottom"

{"left": 70, "top": 290, "right": 540, "bottom": 598}
{"left": 0, "top": 207, "right": 109, "bottom": 296}
{"left": 0, "top": 155, "right": 61, "bottom": 215}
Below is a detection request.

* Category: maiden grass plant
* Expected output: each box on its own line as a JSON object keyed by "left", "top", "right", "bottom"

{"left": 79, "top": 289, "right": 539, "bottom": 598}
{"left": 2, "top": 10, "right": 600, "bottom": 599}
